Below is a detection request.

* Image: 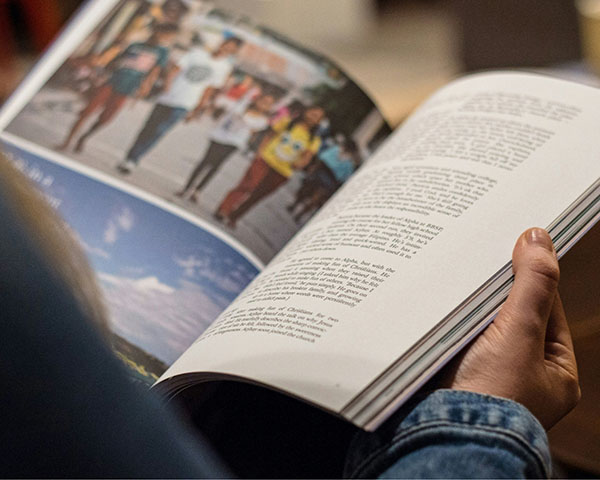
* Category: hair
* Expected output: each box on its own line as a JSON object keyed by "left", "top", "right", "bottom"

{"left": 162, "top": 0, "right": 190, "bottom": 14}
{"left": 190, "top": 32, "right": 204, "bottom": 47}
{"left": 305, "top": 105, "right": 325, "bottom": 115}
{"left": 344, "top": 138, "right": 358, "bottom": 154}
{"left": 0, "top": 152, "right": 110, "bottom": 338}
{"left": 247, "top": 91, "right": 275, "bottom": 111}
{"left": 222, "top": 36, "right": 244, "bottom": 48}
{"left": 152, "top": 22, "right": 179, "bottom": 35}
{"left": 286, "top": 100, "right": 305, "bottom": 117}
{"left": 286, "top": 104, "right": 325, "bottom": 142}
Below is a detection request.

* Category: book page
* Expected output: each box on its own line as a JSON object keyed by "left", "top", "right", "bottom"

{"left": 0, "top": 0, "right": 388, "bottom": 384}
{"left": 160, "top": 72, "right": 600, "bottom": 415}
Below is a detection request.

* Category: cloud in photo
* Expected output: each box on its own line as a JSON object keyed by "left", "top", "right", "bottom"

{"left": 81, "top": 239, "right": 111, "bottom": 259}
{"left": 99, "top": 272, "right": 228, "bottom": 364}
{"left": 174, "top": 254, "right": 253, "bottom": 294}
{"left": 121, "top": 265, "right": 146, "bottom": 275}
{"left": 67, "top": 226, "right": 111, "bottom": 260}
{"left": 104, "top": 206, "right": 134, "bottom": 245}
{"left": 174, "top": 255, "right": 208, "bottom": 278}
{"left": 0, "top": 142, "right": 259, "bottom": 368}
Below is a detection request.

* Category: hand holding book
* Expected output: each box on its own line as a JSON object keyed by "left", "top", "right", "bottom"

{"left": 443, "top": 228, "right": 580, "bottom": 429}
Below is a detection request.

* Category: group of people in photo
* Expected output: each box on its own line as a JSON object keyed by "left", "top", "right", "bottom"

{"left": 54, "top": 2, "right": 363, "bottom": 227}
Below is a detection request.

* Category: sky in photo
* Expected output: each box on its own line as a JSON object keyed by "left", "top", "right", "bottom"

{"left": 2, "top": 140, "right": 259, "bottom": 364}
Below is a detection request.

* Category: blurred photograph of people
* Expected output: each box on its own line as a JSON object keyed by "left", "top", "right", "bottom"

{"left": 215, "top": 105, "right": 325, "bottom": 228}
{"left": 123, "top": 0, "right": 190, "bottom": 43}
{"left": 177, "top": 91, "right": 276, "bottom": 202}
{"left": 57, "top": 22, "right": 179, "bottom": 153}
{"left": 6, "top": 0, "right": 388, "bottom": 263}
{"left": 119, "top": 34, "right": 244, "bottom": 173}
{"left": 212, "top": 74, "right": 256, "bottom": 115}
{"left": 288, "top": 138, "right": 360, "bottom": 222}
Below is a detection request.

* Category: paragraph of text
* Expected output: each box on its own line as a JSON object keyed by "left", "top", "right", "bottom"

{"left": 238, "top": 256, "right": 396, "bottom": 308}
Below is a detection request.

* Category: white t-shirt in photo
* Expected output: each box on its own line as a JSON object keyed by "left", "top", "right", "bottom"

{"left": 210, "top": 109, "right": 269, "bottom": 149}
{"left": 158, "top": 47, "right": 232, "bottom": 111}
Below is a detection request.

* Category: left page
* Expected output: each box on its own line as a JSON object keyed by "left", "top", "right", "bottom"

{"left": 0, "top": 0, "right": 389, "bottom": 383}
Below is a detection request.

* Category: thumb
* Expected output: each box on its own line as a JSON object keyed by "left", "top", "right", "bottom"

{"left": 495, "top": 228, "right": 559, "bottom": 346}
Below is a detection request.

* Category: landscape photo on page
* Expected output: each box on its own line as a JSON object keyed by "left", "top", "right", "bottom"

{"left": 2, "top": 140, "right": 259, "bottom": 385}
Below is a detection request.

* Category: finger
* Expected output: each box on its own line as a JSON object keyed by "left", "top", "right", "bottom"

{"left": 496, "top": 228, "right": 559, "bottom": 344}
{"left": 545, "top": 294, "right": 578, "bottom": 378}
{"left": 545, "top": 294, "right": 574, "bottom": 352}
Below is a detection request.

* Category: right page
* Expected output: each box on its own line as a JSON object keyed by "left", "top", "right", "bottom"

{"left": 158, "top": 72, "right": 600, "bottom": 428}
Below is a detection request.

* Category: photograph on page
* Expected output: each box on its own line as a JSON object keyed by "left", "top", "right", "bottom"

{"left": 2, "top": 139, "right": 259, "bottom": 384}
{"left": 4, "top": 0, "right": 390, "bottom": 263}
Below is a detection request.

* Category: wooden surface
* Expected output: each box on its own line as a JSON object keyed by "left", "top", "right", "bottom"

{"left": 549, "top": 220, "right": 600, "bottom": 474}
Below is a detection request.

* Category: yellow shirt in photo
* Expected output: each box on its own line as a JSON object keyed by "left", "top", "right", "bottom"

{"left": 261, "top": 118, "right": 321, "bottom": 178}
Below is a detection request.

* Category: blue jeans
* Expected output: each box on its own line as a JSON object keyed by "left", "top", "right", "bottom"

{"left": 0, "top": 184, "right": 551, "bottom": 478}
{"left": 126, "top": 103, "right": 188, "bottom": 163}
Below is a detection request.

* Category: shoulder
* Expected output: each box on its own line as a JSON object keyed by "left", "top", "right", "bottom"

{"left": 123, "top": 42, "right": 142, "bottom": 53}
{"left": 191, "top": 48, "right": 211, "bottom": 61}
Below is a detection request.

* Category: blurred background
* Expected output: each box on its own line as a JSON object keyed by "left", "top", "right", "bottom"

{"left": 1, "top": 0, "right": 599, "bottom": 476}
{"left": 2, "top": 0, "right": 597, "bottom": 125}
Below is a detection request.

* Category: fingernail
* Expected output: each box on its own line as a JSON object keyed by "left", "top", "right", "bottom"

{"left": 526, "top": 228, "right": 554, "bottom": 251}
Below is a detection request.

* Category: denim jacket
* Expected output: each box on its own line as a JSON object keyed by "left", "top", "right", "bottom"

{"left": 345, "top": 389, "right": 551, "bottom": 479}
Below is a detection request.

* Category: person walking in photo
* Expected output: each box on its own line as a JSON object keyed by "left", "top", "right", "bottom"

{"left": 176, "top": 91, "right": 275, "bottom": 203}
{"left": 122, "top": 0, "right": 189, "bottom": 44}
{"left": 287, "top": 138, "right": 359, "bottom": 222}
{"left": 118, "top": 35, "right": 243, "bottom": 174}
{"left": 215, "top": 105, "right": 325, "bottom": 228}
{"left": 56, "top": 23, "right": 178, "bottom": 153}
{"left": 211, "top": 74, "right": 255, "bottom": 117}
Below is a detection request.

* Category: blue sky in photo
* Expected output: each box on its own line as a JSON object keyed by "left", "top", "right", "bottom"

{"left": 2, "top": 140, "right": 259, "bottom": 364}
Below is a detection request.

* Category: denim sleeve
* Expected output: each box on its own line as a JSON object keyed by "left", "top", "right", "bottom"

{"left": 344, "top": 389, "right": 551, "bottom": 479}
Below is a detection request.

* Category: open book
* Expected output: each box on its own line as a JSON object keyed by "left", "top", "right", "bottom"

{"left": 2, "top": 0, "right": 600, "bottom": 431}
